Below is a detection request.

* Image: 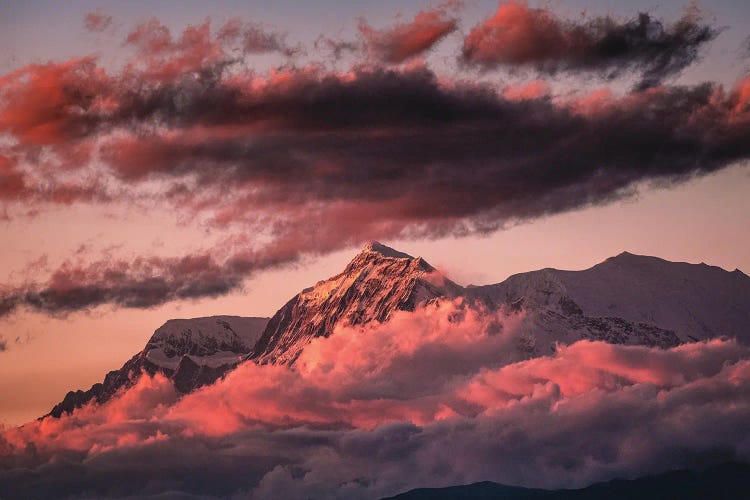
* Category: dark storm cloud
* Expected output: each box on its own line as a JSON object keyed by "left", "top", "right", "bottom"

{"left": 0, "top": 13, "right": 747, "bottom": 316}
{"left": 0, "top": 242, "right": 311, "bottom": 318}
{"left": 101, "top": 65, "right": 750, "bottom": 222}
{"left": 461, "top": 2, "right": 718, "bottom": 89}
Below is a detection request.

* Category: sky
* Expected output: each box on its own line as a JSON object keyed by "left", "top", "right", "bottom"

{"left": 0, "top": 0, "right": 749, "bottom": 428}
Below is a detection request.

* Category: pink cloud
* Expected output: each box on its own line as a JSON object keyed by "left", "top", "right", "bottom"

{"left": 124, "top": 19, "right": 224, "bottom": 82}
{"left": 2, "top": 300, "right": 750, "bottom": 497}
{"left": 0, "top": 57, "right": 106, "bottom": 145}
{"left": 462, "top": 1, "right": 568, "bottom": 67}
{"left": 84, "top": 11, "right": 113, "bottom": 33}
{"left": 359, "top": 4, "right": 459, "bottom": 63}
{"left": 502, "top": 79, "right": 550, "bottom": 101}
{"left": 0, "top": 155, "right": 24, "bottom": 200}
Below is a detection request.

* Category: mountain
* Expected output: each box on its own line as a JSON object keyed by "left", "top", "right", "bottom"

{"left": 250, "top": 243, "right": 750, "bottom": 364}
{"left": 249, "top": 241, "right": 463, "bottom": 364}
{"left": 383, "top": 461, "right": 750, "bottom": 499}
{"left": 47, "top": 316, "right": 268, "bottom": 417}
{"left": 466, "top": 252, "right": 750, "bottom": 355}
{"left": 46, "top": 243, "right": 750, "bottom": 418}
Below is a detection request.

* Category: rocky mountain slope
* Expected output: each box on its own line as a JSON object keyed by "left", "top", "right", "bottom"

{"left": 249, "top": 241, "right": 463, "bottom": 364}
{"left": 48, "top": 316, "right": 268, "bottom": 417}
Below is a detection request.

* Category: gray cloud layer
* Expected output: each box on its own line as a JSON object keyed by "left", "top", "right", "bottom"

{"left": 0, "top": 7, "right": 747, "bottom": 317}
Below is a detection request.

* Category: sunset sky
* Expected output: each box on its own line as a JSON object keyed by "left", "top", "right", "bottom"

{"left": 1, "top": 0, "right": 749, "bottom": 429}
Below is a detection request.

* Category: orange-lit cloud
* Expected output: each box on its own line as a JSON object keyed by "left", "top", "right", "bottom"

{"left": 2, "top": 302, "right": 749, "bottom": 497}
{"left": 0, "top": 57, "right": 107, "bottom": 145}
{"left": 461, "top": 2, "right": 717, "bottom": 89}
{"left": 359, "top": 3, "right": 460, "bottom": 63}
{"left": 502, "top": 79, "right": 550, "bottom": 101}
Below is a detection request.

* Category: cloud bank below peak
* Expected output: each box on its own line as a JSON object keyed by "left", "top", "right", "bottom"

{"left": 1, "top": 302, "right": 749, "bottom": 498}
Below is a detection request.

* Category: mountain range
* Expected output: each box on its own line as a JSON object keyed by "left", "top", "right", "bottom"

{"left": 383, "top": 461, "right": 750, "bottom": 500}
{"left": 47, "top": 242, "right": 750, "bottom": 418}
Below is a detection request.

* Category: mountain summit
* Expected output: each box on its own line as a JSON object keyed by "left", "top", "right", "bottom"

{"left": 249, "top": 241, "right": 463, "bottom": 364}
{"left": 476, "top": 252, "right": 750, "bottom": 344}
{"left": 362, "top": 240, "right": 415, "bottom": 259}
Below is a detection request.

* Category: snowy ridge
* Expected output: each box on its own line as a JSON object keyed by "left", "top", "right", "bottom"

{"left": 48, "top": 316, "right": 269, "bottom": 417}
{"left": 144, "top": 316, "right": 266, "bottom": 368}
{"left": 469, "top": 252, "right": 750, "bottom": 345}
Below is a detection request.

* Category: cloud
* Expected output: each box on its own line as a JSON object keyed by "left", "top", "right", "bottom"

{"left": 84, "top": 11, "right": 112, "bottom": 33}
{"left": 0, "top": 57, "right": 107, "bottom": 145}
{"left": 461, "top": 1, "right": 718, "bottom": 88}
{"left": 0, "top": 241, "right": 306, "bottom": 317}
{"left": 217, "top": 18, "right": 304, "bottom": 57}
{"left": 1, "top": 301, "right": 749, "bottom": 498}
{"left": 315, "top": 35, "right": 359, "bottom": 61}
{"left": 0, "top": 155, "right": 24, "bottom": 200}
{"left": 0, "top": 14, "right": 747, "bottom": 317}
{"left": 502, "top": 79, "right": 550, "bottom": 100}
{"left": 123, "top": 19, "right": 229, "bottom": 83}
{"left": 358, "top": 3, "right": 460, "bottom": 63}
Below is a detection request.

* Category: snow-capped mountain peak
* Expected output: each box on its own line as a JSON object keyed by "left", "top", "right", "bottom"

{"left": 249, "top": 242, "right": 462, "bottom": 364}
{"left": 361, "top": 240, "right": 415, "bottom": 260}
{"left": 468, "top": 252, "right": 750, "bottom": 347}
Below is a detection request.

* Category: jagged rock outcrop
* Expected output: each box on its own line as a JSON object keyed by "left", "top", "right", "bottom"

{"left": 249, "top": 241, "right": 463, "bottom": 364}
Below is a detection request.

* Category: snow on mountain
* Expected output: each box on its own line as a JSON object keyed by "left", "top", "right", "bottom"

{"left": 468, "top": 252, "right": 750, "bottom": 350}
{"left": 46, "top": 243, "right": 750, "bottom": 419}
{"left": 249, "top": 241, "right": 464, "bottom": 364}
{"left": 252, "top": 243, "right": 750, "bottom": 364}
{"left": 48, "top": 316, "right": 268, "bottom": 417}
{"left": 145, "top": 316, "right": 266, "bottom": 369}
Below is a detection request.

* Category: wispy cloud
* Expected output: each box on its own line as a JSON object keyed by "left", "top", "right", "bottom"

{"left": 83, "top": 10, "right": 112, "bottom": 33}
